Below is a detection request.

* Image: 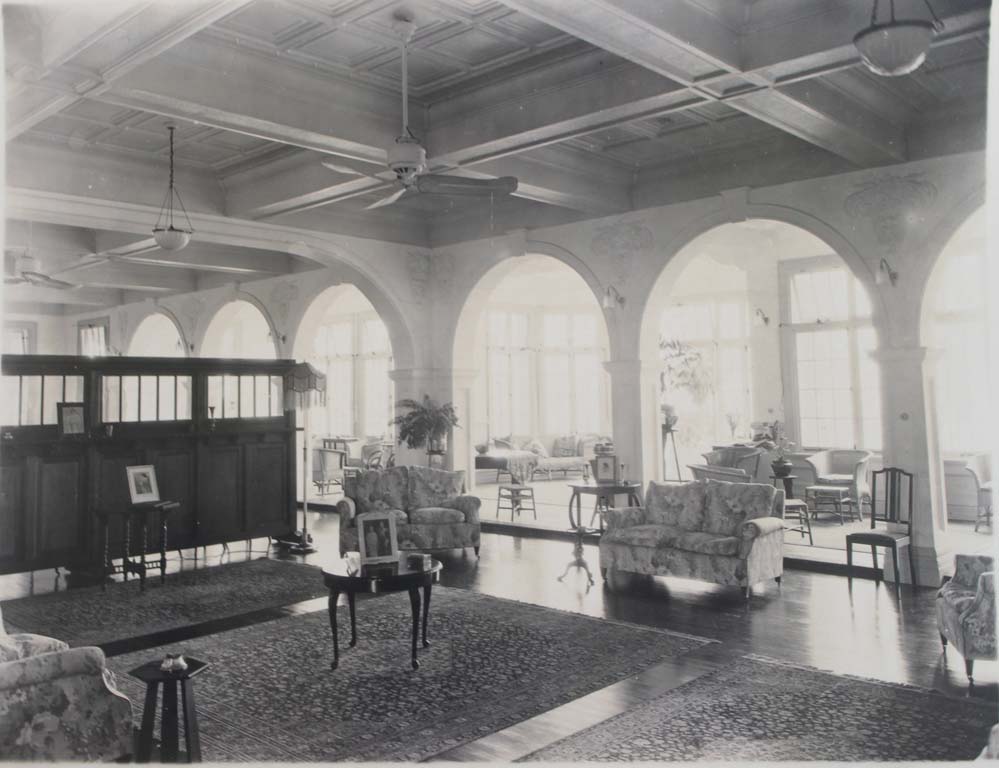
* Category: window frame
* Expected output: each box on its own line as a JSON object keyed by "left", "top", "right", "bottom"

{"left": 3, "top": 321, "right": 37, "bottom": 355}
{"left": 779, "top": 255, "right": 880, "bottom": 451}
{"left": 78, "top": 316, "right": 110, "bottom": 356}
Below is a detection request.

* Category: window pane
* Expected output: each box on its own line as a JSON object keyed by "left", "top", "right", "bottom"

{"left": 240, "top": 375, "right": 255, "bottom": 417}
{"left": 327, "top": 359, "right": 353, "bottom": 434}
{"left": 65, "top": 376, "right": 83, "bottom": 402}
{"left": 20, "top": 377, "right": 40, "bottom": 425}
{"left": 1, "top": 377, "right": 20, "bottom": 425}
{"left": 363, "top": 357, "right": 390, "bottom": 436}
{"left": 255, "top": 375, "right": 269, "bottom": 418}
{"left": 177, "top": 376, "right": 192, "bottom": 420}
{"left": 488, "top": 312, "right": 507, "bottom": 347}
{"left": 791, "top": 269, "right": 849, "bottom": 323}
{"left": 542, "top": 314, "right": 568, "bottom": 347}
{"left": 121, "top": 376, "right": 139, "bottom": 422}
{"left": 103, "top": 376, "right": 120, "bottom": 423}
{"left": 488, "top": 350, "right": 510, "bottom": 437}
{"left": 573, "top": 352, "right": 601, "bottom": 434}
{"left": 42, "top": 375, "right": 62, "bottom": 425}
{"left": 541, "top": 353, "right": 571, "bottom": 433}
{"left": 856, "top": 327, "right": 882, "bottom": 450}
{"left": 140, "top": 376, "right": 158, "bottom": 421}
{"left": 509, "top": 313, "right": 529, "bottom": 347}
{"left": 510, "top": 350, "right": 532, "bottom": 435}
{"left": 795, "top": 330, "right": 853, "bottom": 448}
{"left": 159, "top": 376, "right": 176, "bottom": 421}
{"left": 207, "top": 375, "right": 222, "bottom": 419}
{"left": 717, "top": 302, "right": 745, "bottom": 340}
{"left": 270, "top": 377, "right": 283, "bottom": 417}
{"left": 330, "top": 322, "right": 352, "bottom": 356}
{"left": 361, "top": 319, "right": 389, "bottom": 355}
{"left": 223, "top": 375, "right": 238, "bottom": 418}
{"left": 572, "top": 314, "right": 597, "bottom": 347}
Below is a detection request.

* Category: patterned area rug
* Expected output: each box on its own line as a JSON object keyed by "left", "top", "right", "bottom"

{"left": 1, "top": 558, "right": 326, "bottom": 646}
{"left": 522, "top": 654, "right": 998, "bottom": 761}
{"left": 107, "top": 588, "right": 711, "bottom": 762}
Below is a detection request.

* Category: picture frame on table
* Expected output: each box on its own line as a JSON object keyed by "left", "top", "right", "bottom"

{"left": 593, "top": 454, "right": 619, "bottom": 483}
{"left": 126, "top": 464, "right": 160, "bottom": 505}
{"left": 356, "top": 511, "right": 399, "bottom": 565}
{"left": 57, "top": 402, "right": 86, "bottom": 436}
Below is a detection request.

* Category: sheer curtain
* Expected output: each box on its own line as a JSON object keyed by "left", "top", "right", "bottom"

{"left": 79, "top": 324, "right": 107, "bottom": 357}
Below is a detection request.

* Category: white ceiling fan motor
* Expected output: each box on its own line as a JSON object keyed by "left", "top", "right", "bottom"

{"left": 387, "top": 136, "right": 426, "bottom": 181}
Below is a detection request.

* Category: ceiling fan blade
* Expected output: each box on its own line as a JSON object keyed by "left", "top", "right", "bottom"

{"left": 364, "top": 186, "right": 408, "bottom": 210}
{"left": 321, "top": 159, "right": 367, "bottom": 177}
{"left": 22, "top": 271, "right": 76, "bottom": 290}
{"left": 4, "top": 276, "right": 27, "bottom": 285}
{"left": 416, "top": 174, "right": 518, "bottom": 196}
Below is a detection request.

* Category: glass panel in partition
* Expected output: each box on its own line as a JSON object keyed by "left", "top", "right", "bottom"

{"left": 223, "top": 375, "right": 238, "bottom": 418}
{"left": 177, "top": 376, "right": 192, "bottom": 420}
{"left": 65, "top": 376, "right": 83, "bottom": 402}
{"left": 270, "top": 376, "right": 283, "bottom": 416}
{"left": 103, "top": 376, "right": 120, "bottom": 422}
{"left": 158, "top": 376, "right": 176, "bottom": 421}
{"left": 20, "top": 376, "right": 41, "bottom": 426}
{"left": 121, "top": 376, "right": 139, "bottom": 422}
{"left": 255, "top": 375, "right": 269, "bottom": 417}
{"left": 239, "top": 375, "right": 254, "bottom": 417}
{"left": 207, "top": 375, "right": 222, "bottom": 418}
{"left": 140, "top": 376, "right": 158, "bottom": 421}
{"left": 1, "top": 376, "right": 20, "bottom": 425}
{"left": 42, "top": 375, "right": 62, "bottom": 425}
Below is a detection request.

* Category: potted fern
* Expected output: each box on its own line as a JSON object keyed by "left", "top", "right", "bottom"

{"left": 390, "top": 395, "right": 460, "bottom": 462}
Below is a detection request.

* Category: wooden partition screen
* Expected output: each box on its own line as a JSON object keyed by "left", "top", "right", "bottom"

{"left": 0, "top": 355, "right": 298, "bottom": 576}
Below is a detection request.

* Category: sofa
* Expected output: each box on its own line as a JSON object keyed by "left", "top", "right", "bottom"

{"left": 599, "top": 478, "right": 785, "bottom": 598}
{"left": 475, "top": 433, "right": 607, "bottom": 482}
{"left": 937, "top": 554, "right": 995, "bottom": 684}
{"left": 337, "top": 465, "right": 481, "bottom": 556}
{"left": 0, "top": 605, "right": 133, "bottom": 760}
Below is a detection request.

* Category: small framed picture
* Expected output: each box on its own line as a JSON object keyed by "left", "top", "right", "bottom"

{"left": 356, "top": 511, "right": 399, "bottom": 565}
{"left": 57, "top": 402, "right": 86, "bottom": 436}
{"left": 593, "top": 455, "right": 618, "bottom": 483}
{"left": 126, "top": 465, "right": 160, "bottom": 505}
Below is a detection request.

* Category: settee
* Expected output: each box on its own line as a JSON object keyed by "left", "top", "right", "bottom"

{"left": 475, "top": 433, "right": 607, "bottom": 483}
{"left": 337, "top": 465, "right": 481, "bottom": 556}
{"left": 937, "top": 554, "right": 995, "bottom": 684}
{"left": 599, "top": 478, "right": 785, "bottom": 598}
{"left": 0, "top": 605, "right": 133, "bottom": 760}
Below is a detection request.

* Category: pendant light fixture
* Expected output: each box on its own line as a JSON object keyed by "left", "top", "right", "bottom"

{"left": 854, "top": 0, "right": 943, "bottom": 77}
{"left": 152, "top": 124, "right": 194, "bottom": 251}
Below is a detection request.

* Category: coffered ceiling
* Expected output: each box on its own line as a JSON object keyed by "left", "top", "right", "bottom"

{"left": 3, "top": 0, "right": 991, "bottom": 308}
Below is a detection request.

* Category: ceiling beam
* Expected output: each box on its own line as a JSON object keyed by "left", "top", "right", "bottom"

{"left": 57, "top": 263, "right": 196, "bottom": 293}
{"left": 3, "top": 284, "right": 121, "bottom": 306}
{"left": 6, "top": 0, "right": 255, "bottom": 141}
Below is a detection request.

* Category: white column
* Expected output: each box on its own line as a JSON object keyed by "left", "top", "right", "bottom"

{"left": 603, "top": 359, "right": 660, "bottom": 486}
{"left": 875, "top": 345, "right": 946, "bottom": 586}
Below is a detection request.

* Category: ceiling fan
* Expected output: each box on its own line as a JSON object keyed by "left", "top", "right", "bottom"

{"left": 321, "top": 10, "right": 518, "bottom": 210}
{"left": 4, "top": 249, "right": 77, "bottom": 290}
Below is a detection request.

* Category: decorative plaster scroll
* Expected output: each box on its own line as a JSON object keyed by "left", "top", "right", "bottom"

{"left": 406, "top": 250, "right": 432, "bottom": 303}
{"left": 269, "top": 280, "right": 299, "bottom": 329}
{"left": 844, "top": 173, "right": 938, "bottom": 253}
{"left": 591, "top": 218, "right": 654, "bottom": 283}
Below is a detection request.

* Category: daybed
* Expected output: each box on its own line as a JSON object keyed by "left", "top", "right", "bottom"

{"left": 337, "top": 465, "right": 481, "bottom": 555}
{"left": 475, "top": 434, "right": 606, "bottom": 482}
{"left": 599, "top": 478, "right": 785, "bottom": 598}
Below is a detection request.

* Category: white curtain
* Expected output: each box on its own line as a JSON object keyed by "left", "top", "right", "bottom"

{"left": 80, "top": 325, "right": 107, "bottom": 356}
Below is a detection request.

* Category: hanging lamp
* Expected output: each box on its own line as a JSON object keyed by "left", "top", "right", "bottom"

{"left": 152, "top": 124, "right": 194, "bottom": 251}
{"left": 854, "top": 0, "right": 943, "bottom": 77}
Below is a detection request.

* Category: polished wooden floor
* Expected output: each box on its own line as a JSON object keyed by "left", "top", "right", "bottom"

{"left": 1, "top": 510, "right": 996, "bottom": 761}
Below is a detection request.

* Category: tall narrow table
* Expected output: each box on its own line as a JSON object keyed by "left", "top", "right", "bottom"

{"left": 322, "top": 558, "right": 442, "bottom": 670}
{"left": 563, "top": 480, "right": 643, "bottom": 585}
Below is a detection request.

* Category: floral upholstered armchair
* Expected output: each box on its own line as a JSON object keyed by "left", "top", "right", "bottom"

{"left": 0, "top": 604, "right": 133, "bottom": 760}
{"left": 937, "top": 554, "right": 996, "bottom": 684}
{"left": 337, "top": 465, "right": 481, "bottom": 556}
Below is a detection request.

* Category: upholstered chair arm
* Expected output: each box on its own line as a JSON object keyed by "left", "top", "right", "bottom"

{"left": 602, "top": 506, "right": 646, "bottom": 529}
{"left": 444, "top": 495, "right": 481, "bottom": 525}
{"left": 741, "top": 525, "right": 784, "bottom": 566}
{"left": 335, "top": 497, "right": 356, "bottom": 527}
{"left": 0, "top": 647, "right": 133, "bottom": 761}
{"left": 953, "top": 554, "right": 994, "bottom": 589}
{"left": 955, "top": 571, "right": 997, "bottom": 660}
{"left": 741, "top": 516, "right": 785, "bottom": 540}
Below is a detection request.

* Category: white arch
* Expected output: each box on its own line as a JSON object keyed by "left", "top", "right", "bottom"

{"left": 199, "top": 297, "right": 279, "bottom": 359}
{"left": 126, "top": 309, "right": 189, "bottom": 357}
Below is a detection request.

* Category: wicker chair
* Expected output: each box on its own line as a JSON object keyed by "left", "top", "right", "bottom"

{"left": 965, "top": 453, "right": 993, "bottom": 532}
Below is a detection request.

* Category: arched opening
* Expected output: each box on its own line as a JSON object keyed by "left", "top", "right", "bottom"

{"left": 127, "top": 312, "right": 187, "bottom": 357}
{"left": 201, "top": 300, "right": 278, "bottom": 360}
{"left": 293, "top": 284, "right": 395, "bottom": 495}
{"left": 453, "top": 253, "right": 611, "bottom": 530}
{"left": 920, "top": 206, "right": 992, "bottom": 552}
{"left": 641, "top": 219, "right": 883, "bottom": 560}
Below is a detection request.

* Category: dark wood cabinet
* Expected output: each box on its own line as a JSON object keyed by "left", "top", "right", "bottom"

{"left": 0, "top": 355, "right": 298, "bottom": 575}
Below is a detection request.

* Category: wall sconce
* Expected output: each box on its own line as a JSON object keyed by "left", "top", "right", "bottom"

{"left": 875, "top": 256, "right": 899, "bottom": 286}
{"left": 602, "top": 285, "right": 625, "bottom": 310}
{"left": 753, "top": 308, "right": 771, "bottom": 327}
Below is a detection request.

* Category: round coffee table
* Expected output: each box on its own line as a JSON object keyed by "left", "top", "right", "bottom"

{"left": 322, "top": 557, "right": 442, "bottom": 670}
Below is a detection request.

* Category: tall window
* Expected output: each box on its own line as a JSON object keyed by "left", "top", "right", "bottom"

{"left": 927, "top": 238, "right": 988, "bottom": 454}
{"left": 486, "top": 307, "right": 608, "bottom": 437}
{"left": 781, "top": 257, "right": 882, "bottom": 450}
{"left": 660, "top": 297, "right": 752, "bottom": 441}
{"left": 309, "top": 311, "right": 393, "bottom": 438}
{"left": 79, "top": 318, "right": 109, "bottom": 356}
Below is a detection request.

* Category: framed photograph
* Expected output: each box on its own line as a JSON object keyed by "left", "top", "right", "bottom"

{"left": 57, "top": 402, "right": 86, "bottom": 436}
{"left": 126, "top": 464, "right": 160, "bottom": 505}
{"left": 593, "top": 455, "right": 618, "bottom": 483}
{"left": 356, "top": 511, "right": 399, "bottom": 565}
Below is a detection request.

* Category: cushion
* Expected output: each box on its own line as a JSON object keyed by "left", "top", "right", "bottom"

{"left": 674, "top": 531, "right": 740, "bottom": 556}
{"left": 493, "top": 437, "right": 513, "bottom": 449}
{"left": 475, "top": 443, "right": 489, "bottom": 454}
{"left": 551, "top": 435, "right": 579, "bottom": 457}
{"left": 703, "top": 479, "right": 776, "bottom": 537}
{"left": 353, "top": 466, "right": 409, "bottom": 516}
{"left": 644, "top": 481, "right": 706, "bottom": 530}
{"left": 0, "top": 635, "right": 20, "bottom": 663}
{"left": 410, "top": 507, "right": 466, "bottom": 524}
{"left": 602, "top": 524, "right": 684, "bottom": 548}
{"left": 818, "top": 473, "right": 853, "bottom": 484}
{"left": 409, "top": 467, "right": 465, "bottom": 509}
{"left": 525, "top": 438, "right": 549, "bottom": 457}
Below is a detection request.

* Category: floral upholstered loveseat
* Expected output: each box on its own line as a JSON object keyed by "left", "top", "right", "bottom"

{"left": 937, "top": 554, "right": 995, "bottom": 684}
{"left": 599, "top": 479, "right": 785, "bottom": 598}
{"left": 0, "top": 604, "right": 133, "bottom": 760}
{"left": 337, "top": 466, "right": 481, "bottom": 556}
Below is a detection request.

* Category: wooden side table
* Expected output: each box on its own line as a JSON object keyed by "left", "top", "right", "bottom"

{"left": 98, "top": 501, "right": 179, "bottom": 591}
{"left": 130, "top": 656, "right": 210, "bottom": 763}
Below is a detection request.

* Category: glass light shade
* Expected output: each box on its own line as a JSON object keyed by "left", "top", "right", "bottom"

{"left": 854, "top": 20, "right": 934, "bottom": 76}
{"left": 153, "top": 227, "right": 192, "bottom": 251}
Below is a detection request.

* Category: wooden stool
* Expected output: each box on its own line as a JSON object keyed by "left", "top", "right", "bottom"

{"left": 804, "top": 485, "right": 858, "bottom": 525}
{"left": 130, "top": 656, "right": 210, "bottom": 763}
{"left": 497, "top": 484, "right": 536, "bottom": 521}
{"left": 783, "top": 498, "right": 813, "bottom": 545}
